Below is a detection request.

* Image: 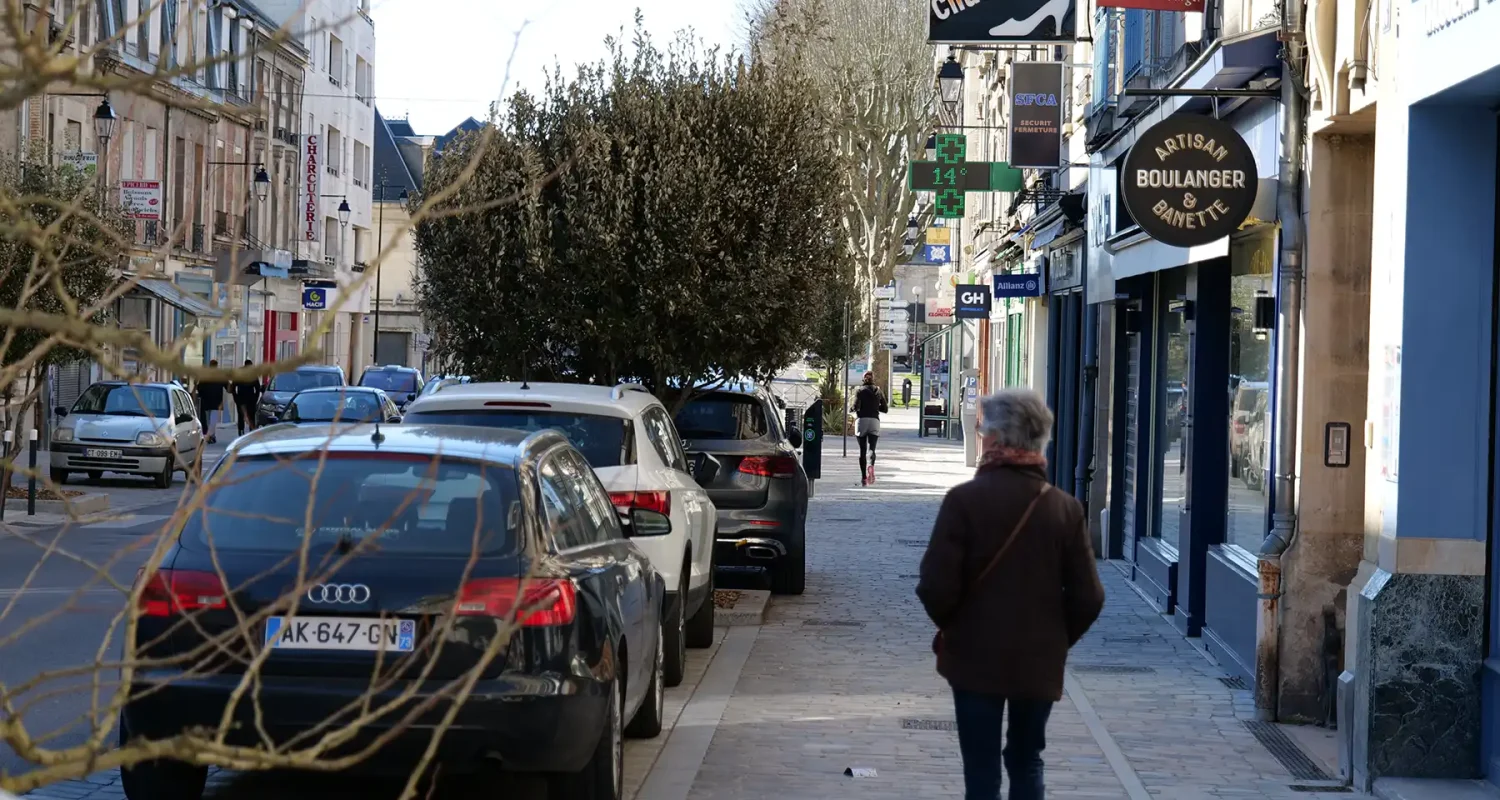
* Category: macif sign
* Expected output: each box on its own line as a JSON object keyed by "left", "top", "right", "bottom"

{"left": 300, "top": 134, "right": 321, "bottom": 243}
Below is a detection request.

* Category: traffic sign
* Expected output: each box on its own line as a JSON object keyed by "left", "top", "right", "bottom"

{"left": 873, "top": 284, "right": 897, "bottom": 300}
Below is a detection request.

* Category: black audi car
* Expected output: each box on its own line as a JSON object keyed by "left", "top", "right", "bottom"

{"left": 120, "top": 425, "right": 668, "bottom": 800}
{"left": 676, "top": 382, "right": 809, "bottom": 595}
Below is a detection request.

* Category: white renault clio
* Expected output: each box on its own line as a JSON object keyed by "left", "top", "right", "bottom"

{"left": 402, "top": 382, "right": 718, "bottom": 686}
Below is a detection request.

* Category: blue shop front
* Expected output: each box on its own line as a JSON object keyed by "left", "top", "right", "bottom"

{"left": 1086, "top": 27, "right": 1284, "bottom": 685}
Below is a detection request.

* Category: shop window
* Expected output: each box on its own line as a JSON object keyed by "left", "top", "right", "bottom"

{"left": 1226, "top": 235, "right": 1276, "bottom": 552}
{"left": 1156, "top": 292, "right": 1190, "bottom": 549}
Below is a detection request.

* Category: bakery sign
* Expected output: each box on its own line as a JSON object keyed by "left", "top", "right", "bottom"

{"left": 300, "top": 134, "right": 321, "bottom": 243}
{"left": 1119, "top": 114, "right": 1258, "bottom": 248}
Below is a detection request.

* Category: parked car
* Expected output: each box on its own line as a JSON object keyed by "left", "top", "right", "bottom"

{"left": 257, "top": 365, "right": 346, "bottom": 426}
{"left": 120, "top": 424, "right": 667, "bottom": 800}
{"left": 1229, "top": 380, "right": 1269, "bottom": 477}
{"left": 280, "top": 386, "right": 402, "bottom": 425}
{"left": 675, "top": 382, "right": 809, "bottom": 595}
{"left": 419, "top": 374, "right": 472, "bottom": 398}
{"left": 358, "top": 365, "right": 424, "bottom": 411}
{"left": 1242, "top": 390, "right": 1270, "bottom": 492}
{"left": 402, "top": 382, "right": 717, "bottom": 687}
{"left": 50, "top": 381, "right": 202, "bottom": 488}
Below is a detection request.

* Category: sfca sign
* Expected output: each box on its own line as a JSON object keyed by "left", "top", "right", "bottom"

{"left": 300, "top": 134, "right": 322, "bottom": 243}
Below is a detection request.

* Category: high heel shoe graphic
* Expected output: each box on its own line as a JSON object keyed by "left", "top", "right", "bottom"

{"left": 988, "top": 0, "right": 1072, "bottom": 37}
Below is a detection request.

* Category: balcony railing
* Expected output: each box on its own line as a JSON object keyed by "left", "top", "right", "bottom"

{"left": 213, "top": 210, "right": 229, "bottom": 237}
{"left": 142, "top": 220, "right": 158, "bottom": 246}
{"left": 191, "top": 224, "right": 206, "bottom": 253}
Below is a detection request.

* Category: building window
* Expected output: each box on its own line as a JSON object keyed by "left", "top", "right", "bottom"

{"left": 355, "top": 56, "right": 371, "bottom": 103}
{"left": 328, "top": 34, "right": 344, "bottom": 84}
{"left": 324, "top": 216, "right": 341, "bottom": 264}
{"left": 1156, "top": 277, "right": 1190, "bottom": 549}
{"left": 326, "top": 126, "right": 341, "bottom": 174}
{"left": 352, "top": 141, "right": 368, "bottom": 187}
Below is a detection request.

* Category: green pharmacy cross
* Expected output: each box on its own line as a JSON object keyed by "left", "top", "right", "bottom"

{"left": 908, "top": 134, "right": 1024, "bottom": 219}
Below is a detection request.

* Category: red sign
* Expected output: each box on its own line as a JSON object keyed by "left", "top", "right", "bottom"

{"left": 1097, "top": 0, "right": 1204, "bottom": 11}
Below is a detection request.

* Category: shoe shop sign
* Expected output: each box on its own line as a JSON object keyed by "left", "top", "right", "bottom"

{"left": 930, "top": 0, "right": 1076, "bottom": 43}
{"left": 1119, "top": 114, "right": 1258, "bottom": 248}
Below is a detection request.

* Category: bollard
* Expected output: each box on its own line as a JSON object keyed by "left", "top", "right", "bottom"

{"left": 1, "top": 430, "right": 11, "bottom": 522}
{"left": 27, "top": 428, "right": 37, "bottom": 516}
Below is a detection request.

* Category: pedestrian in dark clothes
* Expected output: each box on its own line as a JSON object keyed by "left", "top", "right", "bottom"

{"left": 917, "top": 387, "right": 1105, "bottom": 800}
{"left": 232, "top": 360, "right": 262, "bottom": 436}
{"left": 195, "top": 360, "right": 228, "bottom": 444}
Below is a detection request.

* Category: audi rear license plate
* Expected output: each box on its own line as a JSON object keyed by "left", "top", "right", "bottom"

{"left": 264, "top": 617, "right": 417, "bottom": 652}
{"left": 84, "top": 448, "right": 122, "bottom": 459}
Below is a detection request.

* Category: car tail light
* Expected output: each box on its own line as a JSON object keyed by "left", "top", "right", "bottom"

{"left": 455, "top": 578, "right": 577, "bottom": 626}
{"left": 135, "top": 569, "right": 228, "bottom": 618}
{"left": 739, "top": 456, "right": 799, "bottom": 478}
{"left": 608, "top": 490, "right": 671, "bottom": 516}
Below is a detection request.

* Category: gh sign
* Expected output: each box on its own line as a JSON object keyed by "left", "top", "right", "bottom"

{"left": 955, "top": 284, "right": 992, "bottom": 319}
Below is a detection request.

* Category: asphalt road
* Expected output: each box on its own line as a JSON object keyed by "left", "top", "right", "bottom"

{"left": 0, "top": 501, "right": 186, "bottom": 779}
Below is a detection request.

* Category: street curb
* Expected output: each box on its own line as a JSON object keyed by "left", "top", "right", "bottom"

{"left": 2, "top": 492, "right": 108, "bottom": 522}
{"left": 715, "top": 589, "right": 770, "bottom": 627}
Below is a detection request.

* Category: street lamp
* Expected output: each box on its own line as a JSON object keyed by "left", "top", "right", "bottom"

{"left": 93, "top": 98, "right": 117, "bottom": 151}
{"left": 337, "top": 198, "right": 351, "bottom": 227}
{"left": 904, "top": 215, "right": 919, "bottom": 256}
{"left": 252, "top": 167, "right": 270, "bottom": 202}
{"left": 372, "top": 183, "right": 410, "bottom": 363}
{"left": 939, "top": 54, "right": 964, "bottom": 117}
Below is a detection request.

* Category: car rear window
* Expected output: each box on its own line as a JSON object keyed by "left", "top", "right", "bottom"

{"left": 675, "top": 395, "right": 769, "bottom": 440}
{"left": 360, "top": 370, "right": 421, "bottom": 394}
{"left": 402, "top": 409, "right": 632, "bottom": 468}
{"left": 182, "top": 454, "right": 519, "bottom": 556}
{"left": 286, "top": 392, "right": 383, "bottom": 422}
{"left": 269, "top": 371, "right": 343, "bottom": 392}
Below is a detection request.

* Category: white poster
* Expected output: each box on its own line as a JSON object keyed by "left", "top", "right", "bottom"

{"left": 119, "top": 180, "right": 162, "bottom": 220}
{"left": 300, "top": 134, "right": 321, "bottom": 243}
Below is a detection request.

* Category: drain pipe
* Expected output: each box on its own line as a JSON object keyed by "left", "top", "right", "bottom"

{"left": 1255, "top": 0, "right": 1309, "bottom": 721}
{"left": 1075, "top": 267, "right": 1099, "bottom": 505}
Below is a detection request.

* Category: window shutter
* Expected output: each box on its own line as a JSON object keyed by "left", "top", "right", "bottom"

{"left": 1123, "top": 9, "right": 1145, "bottom": 81}
{"left": 1090, "top": 9, "right": 1112, "bottom": 113}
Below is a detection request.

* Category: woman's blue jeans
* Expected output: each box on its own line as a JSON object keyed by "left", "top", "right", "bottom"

{"left": 951, "top": 687, "right": 1054, "bottom": 800}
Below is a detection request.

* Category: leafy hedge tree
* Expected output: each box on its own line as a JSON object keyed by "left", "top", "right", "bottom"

{"left": 414, "top": 24, "right": 852, "bottom": 407}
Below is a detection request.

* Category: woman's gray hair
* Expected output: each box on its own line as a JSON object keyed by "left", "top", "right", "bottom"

{"left": 977, "top": 388, "right": 1053, "bottom": 453}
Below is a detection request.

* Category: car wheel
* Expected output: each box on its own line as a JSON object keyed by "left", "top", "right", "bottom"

{"left": 662, "top": 576, "right": 687, "bottom": 688}
{"left": 119, "top": 716, "right": 208, "bottom": 800}
{"left": 153, "top": 457, "right": 174, "bottom": 489}
{"left": 548, "top": 676, "right": 624, "bottom": 800}
{"left": 685, "top": 568, "right": 715, "bottom": 649}
{"left": 48, "top": 468, "right": 68, "bottom": 486}
{"left": 86, "top": 470, "right": 102, "bottom": 481}
{"left": 625, "top": 621, "right": 665, "bottom": 739}
{"left": 771, "top": 523, "right": 806, "bottom": 596}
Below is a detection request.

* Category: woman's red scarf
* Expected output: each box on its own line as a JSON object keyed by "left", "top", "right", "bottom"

{"left": 977, "top": 438, "right": 1048, "bottom": 470}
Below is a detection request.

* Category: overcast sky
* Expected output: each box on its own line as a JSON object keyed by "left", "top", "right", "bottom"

{"left": 370, "top": 0, "right": 745, "bottom": 135}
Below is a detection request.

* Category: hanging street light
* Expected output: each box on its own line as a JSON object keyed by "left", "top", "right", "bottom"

{"left": 93, "top": 98, "right": 117, "bottom": 150}
{"left": 252, "top": 166, "right": 271, "bottom": 202}
{"left": 337, "top": 198, "right": 351, "bottom": 227}
{"left": 938, "top": 55, "right": 964, "bottom": 117}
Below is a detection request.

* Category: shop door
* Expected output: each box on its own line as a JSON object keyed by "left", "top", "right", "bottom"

{"left": 1122, "top": 318, "right": 1143, "bottom": 562}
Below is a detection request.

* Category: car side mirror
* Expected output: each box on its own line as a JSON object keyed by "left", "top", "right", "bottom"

{"left": 788, "top": 428, "right": 803, "bottom": 450}
{"left": 53, "top": 406, "right": 67, "bottom": 418}
{"left": 627, "top": 508, "right": 672, "bottom": 537}
{"left": 407, "top": 392, "right": 417, "bottom": 402}
{"left": 286, "top": 407, "right": 300, "bottom": 422}
{"left": 690, "top": 452, "right": 721, "bottom": 486}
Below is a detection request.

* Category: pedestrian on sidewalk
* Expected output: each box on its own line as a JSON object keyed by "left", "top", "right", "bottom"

{"left": 916, "top": 387, "right": 1105, "bottom": 800}
{"left": 902, "top": 376, "right": 913, "bottom": 408}
{"left": 232, "top": 360, "right": 261, "bottom": 436}
{"left": 850, "top": 372, "right": 887, "bottom": 485}
{"left": 195, "top": 361, "right": 227, "bottom": 445}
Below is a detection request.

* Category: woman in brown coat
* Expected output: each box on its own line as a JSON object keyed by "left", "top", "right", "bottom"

{"left": 917, "top": 388, "right": 1105, "bottom": 800}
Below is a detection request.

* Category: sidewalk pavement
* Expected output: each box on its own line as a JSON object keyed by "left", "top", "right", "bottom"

{"left": 650, "top": 406, "right": 1360, "bottom": 800}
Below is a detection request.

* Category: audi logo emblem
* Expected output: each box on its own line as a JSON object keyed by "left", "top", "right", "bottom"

{"left": 306, "top": 584, "right": 372, "bottom": 604}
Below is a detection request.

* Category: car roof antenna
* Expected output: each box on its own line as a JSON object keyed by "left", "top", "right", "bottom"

{"left": 520, "top": 357, "right": 530, "bottom": 391}
{"left": 371, "top": 422, "right": 385, "bottom": 446}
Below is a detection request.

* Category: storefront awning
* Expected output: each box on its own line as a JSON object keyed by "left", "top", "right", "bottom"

{"left": 1029, "top": 218, "right": 1067, "bottom": 250}
{"left": 131, "top": 278, "right": 222, "bottom": 318}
